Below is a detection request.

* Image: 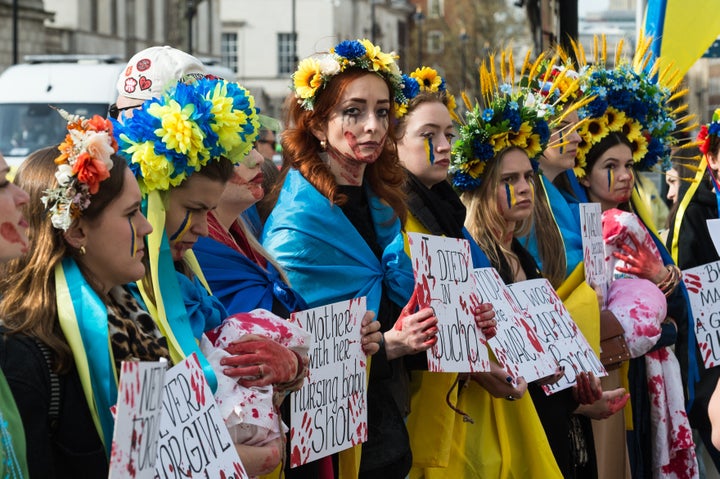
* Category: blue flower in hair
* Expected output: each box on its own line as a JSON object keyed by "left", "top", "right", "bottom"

{"left": 472, "top": 139, "right": 495, "bottom": 160}
{"left": 482, "top": 108, "right": 494, "bottom": 122}
{"left": 504, "top": 105, "right": 521, "bottom": 131}
{"left": 451, "top": 171, "right": 482, "bottom": 191}
{"left": 334, "top": 40, "right": 367, "bottom": 60}
{"left": 401, "top": 75, "right": 420, "bottom": 100}
{"left": 535, "top": 120, "right": 550, "bottom": 146}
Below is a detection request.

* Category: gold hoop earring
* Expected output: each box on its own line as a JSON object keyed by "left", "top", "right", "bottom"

{"left": 79, "top": 246, "right": 86, "bottom": 256}
{"left": 320, "top": 139, "right": 327, "bottom": 150}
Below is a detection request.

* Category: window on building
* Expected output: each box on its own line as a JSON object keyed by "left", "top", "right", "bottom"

{"left": 427, "top": 31, "right": 444, "bottom": 54}
{"left": 428, "top": 0, "right": 443, "bottom": 18}
{"left": 278, "top": 32, "right": 297, "bottom": 75}
{"left": 221, "top": 32, "right": 238, "bottom": 73}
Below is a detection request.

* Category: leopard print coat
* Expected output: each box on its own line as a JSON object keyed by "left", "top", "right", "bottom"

{"left": 107, "top": 286, "right": 170, "bottom": 371}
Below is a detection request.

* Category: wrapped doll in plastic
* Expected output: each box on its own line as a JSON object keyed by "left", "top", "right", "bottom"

{"left": 201, "top": 309, "right": 311, "bottom": 446}
{"left": 602, "top": 208, "right": 695, "bottom": 475}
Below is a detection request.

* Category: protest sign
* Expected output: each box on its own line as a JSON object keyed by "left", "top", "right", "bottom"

{"left": 407, "top": 232, "right": 490, "bottom": 373}
{"left": 155, "top": 354, "right": 247, "bottom": 479}
{"left": 507, "top": 278, "right": 606, "bottom": 393}
{"left": 110, "top": 360, "right": 167, "bottom": 479}
{"left": 684, "top": 261, "right": 720, "bottom": 368}
{"left": 580, "top": 202, "right": 608, "bottom": 305}
{"left": 473, "top": 268, "right": 558, "bottom": 382}
{"left": 288, "top": 297, "right": 367, "bottom": 467}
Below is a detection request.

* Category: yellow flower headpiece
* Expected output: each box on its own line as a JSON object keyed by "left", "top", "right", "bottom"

{"left": 395, "top": 66, "right": 458, "bottom": 121}
{"left": 292, "top": 39, "right": 405, "bottom": 111}
{"left": 572, "top": 33, "right": 697, "bottom": 178}
{"left": 451, "top": 50, "right": 554, "bottom": 191}
{"left": 113, "top": 76, "right": 260, "bottom": 193}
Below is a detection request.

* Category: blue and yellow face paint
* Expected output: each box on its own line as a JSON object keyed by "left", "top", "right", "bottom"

{"left": 607, "top": 168, "right": 614, "bottom": 191}
{"left": 424, "top": 137, "right": 435, "bottom": 165}
{"left": 505, "top": 183, "right": 516, "bottom": 209}
{"left": 169, "top": 210, "right": 193, "bottom": 242}
{"left": 558, "top": 130, "right": 565, "bottom": 155}
{"left": 128, "top": 217, "right": 137, "bottom": 257}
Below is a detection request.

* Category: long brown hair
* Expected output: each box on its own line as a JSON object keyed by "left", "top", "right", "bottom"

{"left": 462, "top": 147, "right": 533, "bottom": 272}
{"left": 0, "top": 146, "right": 129, "bottom": 372}
{"left": 532, "top": 178, "right": 566, "bottom": 287}
{"left": 269, "top": 69, "right": 407, "bottom": 225}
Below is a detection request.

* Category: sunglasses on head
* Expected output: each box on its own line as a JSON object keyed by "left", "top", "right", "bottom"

{"left": 108, "top": 103, "right": 139, "bottom": 119}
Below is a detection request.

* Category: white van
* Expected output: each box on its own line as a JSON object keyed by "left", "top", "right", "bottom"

{"left": 0, "top": 55, "right": 126, "bottom": 167}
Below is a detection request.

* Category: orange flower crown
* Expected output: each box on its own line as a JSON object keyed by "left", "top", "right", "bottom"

{"left": 41, "top": 110, "right": 117, "bottom": 231}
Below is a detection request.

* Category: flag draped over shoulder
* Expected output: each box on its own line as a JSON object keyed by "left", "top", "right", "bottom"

{"left": 644, "top": 0, "right": 720, "bottom": 77}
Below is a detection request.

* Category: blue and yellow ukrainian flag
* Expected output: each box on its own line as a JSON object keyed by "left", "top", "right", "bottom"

{"left": 644, "top": 0, "right": 720, "bottom": 77}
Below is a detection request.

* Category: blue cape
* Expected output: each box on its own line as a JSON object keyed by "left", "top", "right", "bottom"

{"left": 194, "top": 234, "right": 308, "bottom": 315}
{"left": 261, "top": 169, "right": 414, "bottom": 312}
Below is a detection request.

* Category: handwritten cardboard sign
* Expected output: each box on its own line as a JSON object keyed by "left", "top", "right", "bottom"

{"left": 580, "top": 202, "right": 608, "bottom": 305}
{"left": 155, "top": 354, "right": 247, "bottom": 479}
{"left": 288, "top": 297, "right": 367, "bottom": 467}
{"left": 507, "top": 278, "right": 606, "bottom": 394}
{"left": 473, "top": 268, "right": 558, "bottom": 382}
{"left": 110, "top": 360, "right": 168, "bottom": 479}
{"left": 407, "top": 232, "right": 490, "bottom": 373}
{"left": 684, "top": 261, "right": 720, "bottom": 368}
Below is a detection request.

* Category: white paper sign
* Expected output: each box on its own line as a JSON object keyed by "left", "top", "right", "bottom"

{"left": 579, "top": 202, "right": 608, "bottom": 305}
{"left": 110, "top": 360, "right": 167, "bottom": 479}
{"left": 155, "top": 354, "right": 247, "bottom": 479}
{"left": 288, "top": 297, "right": 368, "bottom": 467}
{"left": 507, "top": 278, "right": 606, "bottom": 394}
{"left": 473, "top": 268, "right": 558, "bottom": 382}
{"left": 407, "top": 232, "right": 490, "bottom": 373}
{"left": 683, "top": 260, "right": 720, "bottom": 368}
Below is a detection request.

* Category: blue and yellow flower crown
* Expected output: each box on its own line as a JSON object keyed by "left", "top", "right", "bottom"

{"left": 396, "top": 66, "right": 458, "bottom": 120}
{"left": 450, "top": 52, "right": 553, "bottom": 192}
{"left": 292, "top": 38, "right": 405, "bottom": 111}
{"left": 42, "top": 110, "right": 117, "bottom": 231}
{"left": 113, "top": 76, "right": 260, "bottom": 193}
{"left": 573, "top": 34, "right": 696, "bottom": 178}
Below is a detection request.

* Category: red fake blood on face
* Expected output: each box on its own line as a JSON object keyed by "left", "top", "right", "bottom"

{"left": 0, "top": 222, "right": 27, "bottom": 250}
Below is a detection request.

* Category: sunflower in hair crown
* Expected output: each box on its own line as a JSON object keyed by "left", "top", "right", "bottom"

{"left": 573, "top": 34, "right": 696, "bottom": 178}
{"left": 41, "top": 110, "right": 117, "bottom": 231}
{"left": 450, "top": 53, "right": 552, "bottom": 192}
{"left": 113, "top": 76, "right": 260, "bottom": 193}
{"left": 396, "top": 66, "right": 458, "bottom": 120}
{"left": 697, "top": 108, "right": 720, "bottom": 155}
{"left": 292, "top": 38, "right": 405, "bottom": 111}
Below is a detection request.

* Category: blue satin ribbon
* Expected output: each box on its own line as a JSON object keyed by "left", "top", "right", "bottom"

{"left": 56, "top": 257, "right": 117, "bottom": 455}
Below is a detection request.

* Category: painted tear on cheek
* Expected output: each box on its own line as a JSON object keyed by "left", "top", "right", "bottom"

{"left": 607, "top": 169, "right": 615, "bottom": 191}
{"left": 424, "top": 137, "right": 435, "bottom": 164}
{"left": 0, "top": 222, "right": 26, "bottom": 250}
{"left": 128, "top": 217, "right": 137, "bottom": 257}
{"left": 558, "top": 130, "right": 564, "bottom": 155}
{"left": 505, "top": 183, "right": 516, "bottom": 209}
{"left": 169, "top": 210, "right": 192, "bottom": 242}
